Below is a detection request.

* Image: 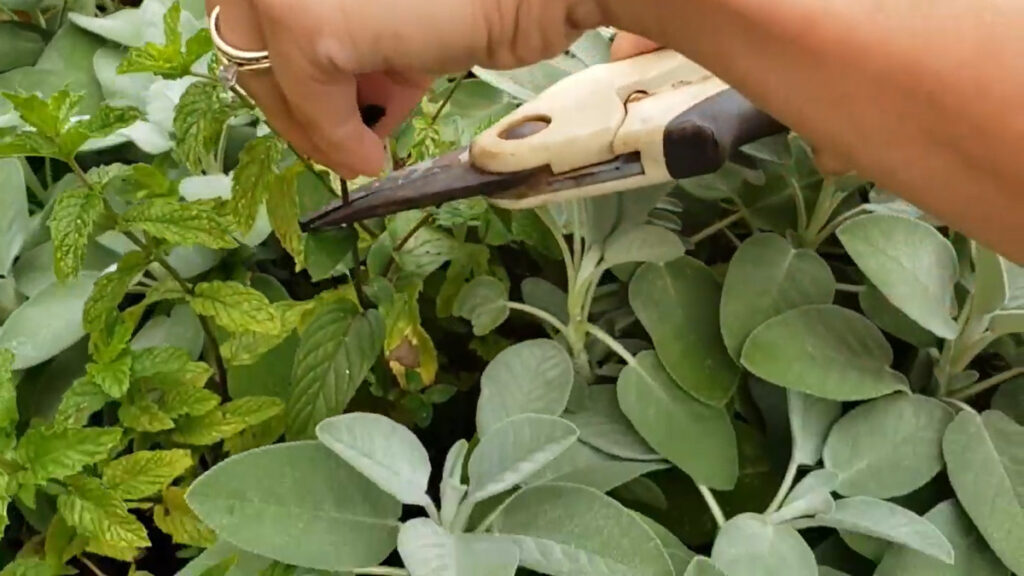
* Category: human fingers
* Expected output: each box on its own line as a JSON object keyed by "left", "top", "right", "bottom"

{"left": 356, "top": 71, "right": 433, "bottom": 140}
{"left": 610, "top": 31, "right": 662, "bottom": 61}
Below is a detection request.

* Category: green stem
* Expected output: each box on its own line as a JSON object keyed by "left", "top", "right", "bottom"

{"left": 690, "top": 211, "right": 745, "bottom": 244}
{"left": 789, "top": 176, "right": 808, "bottom": 234}
{"left": 507, "top": 302, "right": 571, "bottom": 338}
{"left": 537, "top": 206, "right": 577, "bottom": 288}
{"left": 812, "top": 205, "right": 868, "bottom": 246}
{"left": 835, "top": 283, "right": 866, "bottom": 294}
{"left": 585, "top": 322, "right": 639, "bottom": 368}
{"left": 949, "top": 366, "right": 1024, "bottom": 401}
{"left": 698, "top": 484, "right": 727, "bottom": 528}
{"left": 78, "top": 556, "right": 108, "bottom": 576}
{"left": 765, "top": 455, "right": 799, "bottom": 514}
{"left": 354, "top": 568, "right": 409, "bottom": 576}
{"left": 384, "top": 214, "right": 433, "bottom": 278}
{"left": 803, "top": 177, "right": 844, "bottom": 245}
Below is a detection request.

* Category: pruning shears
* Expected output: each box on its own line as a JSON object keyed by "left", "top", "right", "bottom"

{"left": 300, "top": 49, "right": 788, "bottom": 231}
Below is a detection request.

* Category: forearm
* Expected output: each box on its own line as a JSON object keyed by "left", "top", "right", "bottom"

{"left": 599, "top": 0, "right": 1024, "bottom": 262}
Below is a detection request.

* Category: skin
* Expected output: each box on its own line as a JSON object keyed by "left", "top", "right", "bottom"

{"left": 207, "top": 0, "right": 1024, "bottom": 263}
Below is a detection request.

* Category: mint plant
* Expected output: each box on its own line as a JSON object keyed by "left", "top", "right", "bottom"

{"left": 1, "top": 0, "right": 1022, "bottom": 575}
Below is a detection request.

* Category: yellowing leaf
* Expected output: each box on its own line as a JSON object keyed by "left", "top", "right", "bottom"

{"left": 154, "top": 486, "right": 216, "bottom": 547}
{"left": 230, "top": 135, "right": 283, "bottom": 233}
{"left": 190, "top": 281, "right": 282, "bottom": 334}
{"left": 86, "top": 354, "right": 133, "bottom": 399}
{"left": 57, "top": 475, "right": 150, "bottom": 549}
{"left": 173, "top": 81, "right": 241, "bottom": 173}
{"left": 49, "top": 187, "right": 105, "bottom": 282}
{"left": 119, "top": 199, "right": 237, "bottom": 249}
{"left": 172, "top": 397, "right": 284, "bottom": 446}
{"left": 53, "top": 378, "right": 111, "bottom": 429}
{"left": 118, "top": 399, "right": 175, "bottom": 433}
{"left": 103, "top": 449, "right": 194, "bottom": 500}
{"left": 16, "top": 426, "right": 122, "bottom": 483}
{"left": 267, "top": 165, "right": 304, "bottom": 269}
{"left": 83, "top": 251, "right": 151, "bottom": 335}
{"left": 130, "top": 346, "right": 192, "bottom": 378}
{"left": 157, "top": 385, "right": 220, "bottom": 419}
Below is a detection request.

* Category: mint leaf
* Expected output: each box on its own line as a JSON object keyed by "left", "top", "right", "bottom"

{"left": 49, "top": 187, "right": 105, "bottom": 282}
{"left": 102, "top": 449, "right": 193, "bottom": 500}
{"left": 267, "top": 164, "right": 304, "bottom": 268}
{"left": 53, "top": 378, "right": 111, "bottom": 429}
{"left": 172, "top": 397, "right": 284, "bottom": 446}
{"left": 83, "top": 251, "right": 151, "bottom": 335}
{"left": 117, "top": 2, "right": 212, "bottom": 79}
{"left": 118, "top": 399, "right": 175, "bottom": 433}
{"left": 230, "top": 135, "right": 283, "bottom": 233}
{"left": 2, "top": 89, "right": 80, "bottom": 140}
{"left": 153, "top": 486, "right": 217, "bottom": 547}
{"left": 119, "top": 198, "right": 238, "bottom": 249}
{"left": 190, "top": 281, "right": 282, "bottom": 334}
{"left": 86, "top": 354, "right": 133, "bottom": 399}
{"left": 173, "top": 82, "right": 242, "bottom": 173}
{"left": 57, "top": 475, "right": 150, "bottom": 549}
{"left": 17, "top": 426, "right": 123, "bottom": 483}
{"left": 0, "top": 349, "right": 17, "bottom": 435}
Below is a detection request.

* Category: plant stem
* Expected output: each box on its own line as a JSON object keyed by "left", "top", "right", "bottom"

{"left": 812, "top": 205, "right": 867, "bottom": 246}
{"left": 949, "top": 366, "right": 1024, "bottom": 401}
{"left": 354, "top": 568, "right": 409, "bottom": 576}
{"left": 431, "top": 73, "right": 467, "bottom": 125}
{"left": 690, "top": 211, "right": 745, "bottom": 244}
{"left": 585, "top": 323, "right": 639, "bottom": 368}
{"left": 789, "top": 177, "right": 808, "bottom": 235}
{"left": 384, "top": 213, "right": 433, "bottom": 278}
{"left": 537, "top": 207, "right": 576, "bottom": 288}
{"left": 79, "top": 556, "right": 108, "bottom": 576}
{"left": 507, "top": 302, "right": 571, "bottom": 338}
{"left": 835, "top": 283, "right": 866, "bottom": 294}
{"left": 698, "top": 484, "right": 727, "bottom": 528}
{"left": 765, "top": 455, "right": 799, "bottom": 514}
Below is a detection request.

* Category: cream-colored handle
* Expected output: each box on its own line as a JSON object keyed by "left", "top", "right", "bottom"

{"left": 470, "top": 49, "right": 716, "bottom": 176}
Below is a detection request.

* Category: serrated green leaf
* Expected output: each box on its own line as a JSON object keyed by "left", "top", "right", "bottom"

{"left": 629, "top": 256, "right": 741, "bottom": 406}
{"left": 53, "top": 377, "right": 111, "bottom": 429}
{"left": 49, "top": 187, "right": 105, "bottom": 282}
{"left": 0, "top": 559, "right": 66, "bottom": 576}
{"left": 83, "top": 251, "right": 151, "bottom": 335}
{"left": 119, "top": 198, "right": 237, "bottom": 249}
{"left": 130, "top": 346, "right": 192, "bottom": 378}
{"left": 173, "top": 81, "right": 242, "bottom": 173}
{"left": 2, "top": 89, "right": 79, "bottom": 139}
{"left": 287, "top": 302, "right": 385, "bottom": 440}
{"left": 267, "top": 165, "right": 304, "bottom": 268}
{"left": 0, "top": 131, "right": 60, "bottom": 159}
{"left": 57, "top": 475, "right": 150, "bottom": 549}
{"left": 0, "top": 349, "right": 17, "bottom": 434}
{"left": 61, "top": 104, "right": 143, "bottom": 155}
{"left": 304, "top": 228, "right": 358, "bottom": 283}
{"left": 118, "top": 399, "right": 175, "bottom": 432}
{"left": 172, "top": 397, "right": 284, "bottom": 446}
{"left": 17, "top": 426, "right": 122, "bottom": 483}
{"left": 86, "top": 353, "right": 133, "bottom": 398}
{"left": 102, "top": 449, "right": 194, "bottom": 500}
{"left": 190, "top": 281, "right": 282, "bottom": 334}
{"left": 229, "top": 135, "right": 284, "bottom": 233}
{"left": 740, "top": 305, "right": 909, "bottom": 401}
{"left": 154, "top": 486, "right": 217, "bottom": 548}
{"left": 157, "top": 385, "right": 220, "bottom": 419}
{"left": 117, "top": 2, "right": 210, "bottom": 79}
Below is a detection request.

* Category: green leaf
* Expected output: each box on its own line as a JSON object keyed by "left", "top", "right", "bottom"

{"left": 195, "top": 557, "right": 237, "bottom": 576}
{"left": 17, "top": 426, "right": 122, "bottom": 483}
{"left": 119, "top": 199, "right": 238, "bottom": 249}
{"left": 468, "top": 414, "right": 579, "bottom": 502}
{"left": 858, "top": 284, "right": 937, "bottom": 349}
{"left": 970, "top": 245, "right": 1009, "bottom": 322}
{"left": 48, "top": 187, "right": 105, "bottom": 282}
{"left": 720, "top": 233, "right": 836, "bottom": 360}
{"left": 86, "top": 353, "right": 133, "bottom": 398}
{"left": 992, "top": 375, "right": 1024, "bottom": 424}
{"left": 388, "top": 212, "right": 461, "bottom": 279}
{"left": 117, "top": 2, "right": 211, "bottom": 79}
{"left": 228, "top": 134, "right": 283, "bottom": 232}
{"left": 398, "top": 517, "right": 519, "bottom": 576}
{"left": 186, "top": 441, "right": 402, "bottom": 571}
{"left": 267, "top": 165, "right": 304, "bottom": 268}
{"left": 684, "top": 558, "right": 726, "bottom": 576}
{"left": 740, "top": 305, "right": 909, "bottom": 401}
{"left": 57, "top": 475, "right": 150, "bottom": 549}
{"left": 0, "top": 22, "right": 46, "bottom": 73}
{"left": 988, "top": 311, "right": 1024, "bottom": 338}
{"left": 0, "top": 158, "right": 30, "bottom": 276}
{"left": 617, "top": 351, "right": 738, "bottom": 491}
{"left": 563, "top": 385, "right": 661, "bottom": 461}
{"left": 315, "top": 412, "right": 433, "bottom": 508}
{"left": 102, "top": 449, "right": 193, "bottom": 500}
{"left": 876, "top": 500, "right": 1011, "bottom": 576}
{"left": 173, "top": 81, "right": 241, "bottom": 173}
{"left": 635, "top": 514, "right": 696, "bottom": 575}
{"left": 601, "top": 225, "right": 687, "bottom": 268}
{"left": 0, "top": 349, "right": 17, "bottom": 434}
{"left": 823, "top": 394, "right": 953, "bottom": 498}
{"left": 836, "top": 214, "right": 959, "bottom": 339}
{"left": 475, "top": 339, "right": 574, "bottom": 436}
{"left": 287, "top": 302, "right": 384, "bottom": 440}
{"left": 788, "top": 391, "right": 842, "bottom": 466}
{"left": 520, "top": 278, "right": 569, "bottom": 326}
{"left": 119, "top": 398, "right": 175, "bottom": 432}
{"left": 61, "top": 104, "right": 142, "bottom": 155}
{"left": 943, "top": 410, "right": 1024, "bottom": 573}
{"left": 83, "top": 251, "right": 151, "bottom": 335}
{"left": 810, "top": 497, "right": 954, "bottom": 563}
{"left": 190, "top": 281, "right": 281, "bottom": 334}
{"left": 489, "top": 483, "right": 674, "bottom": 576}
{"left": 0, "top": 271, "right": 99, "bottom": 370}
{"left": 304, "top": 228, "right": 358, "bottom": 283}
{"left": 153, "top": 486, "right": 217, "bottom": 548}
{"left": 172, "top": 397, "right": 284, "bottom": 445}
{"left": 2, "top": 88, "right": 78, "bottom": 140}
{"left": 629, "top": 256, "right": 740, "bottom": 406}
{"left": 54, "top": 377, "right": 111, "bottom": 429}
{"left": 453, "top": 276, "right": 509, "bottom": 336}
{"left": 710, "top": 513, "right": 816, "bottom": 576}
{"left": 0, "top": 559, "right": 65, "bottom": 576}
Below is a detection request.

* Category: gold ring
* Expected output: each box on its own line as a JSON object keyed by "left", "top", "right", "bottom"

{"left": 209, "top": 5, "right": 271, "bottom": 66}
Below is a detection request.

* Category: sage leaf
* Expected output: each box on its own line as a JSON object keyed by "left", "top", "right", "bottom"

{"left": 521, "top": 277, "right": 570, "bottom": 326}
{"left": 468, "top": 414, "right": 579, "bottom": 502}
{"left": 840, "top": 532, "right": 888, "bottom": 563}
{"left": 0, "top": 270, "right": 100, "bottom": 370}
{"left": 781, "top": 469, "right": 839, "bottom": 510}
{"left": 453, "top": 276, "right": 509, "bottom": 336}
{"left": 636, "top": 514, "right": 697, "bottom": 574}
{"left": 0, "top": 159, "right": 29, "bottom": 277}
{"left": 476, "top": 339, "right": 573, "bottom": 436}
{"left": 858, "top": 284, "right": 937, "bottom": 349}
{"left": 711, "top": 513, "right": 817, "bottom": 576}
{"left": 563, "top": 385, "right": 661, "bottom": 461}
{"left": 287, "top": 302, "right": 385, "bottom": 440}
{"left": 315, "top": 412, "right": 433, "bottom": 508}
{"left": 397, "top": 518, "right": 519, "bottom": 576}
{"left": 186, "top": 442, "right": 401, "bottom": 571}
{"left": 811, "top": 497, "right": 954, "bottom": 563}
{"left": 440, "top": 440, "right": 469, "bottom": 529}
{"left": 684, "top": 557, "right": 726, "bottom": 576}
{"left": 988, "top": 310, "right": 1024, "bottom": 337}
{"left": 720, "top": 233, "right": 836, "bottom": 360}
{"left": 970, "top": 245, "right": 1009, "bottom": 321}
{"left": 617, "top": 350, "right": 738, "bottom": 490}
{"left": 602, "top": 225, "right": 687, "bottom": 268}
{"left": 992, "top": 376, "right": 1024, "bottom": 424}
{"left": 788, "top": 391, "right": 842, "bottom": 466}
{"left": 489, "top": 483, "right": 674, "bottom": 576}
{"left": 629, "top": 256, "right": 740, "bottom": 406}
{"left": 836, "top": 214, "right": 959, "bottom": 339}
{"left": 942, "top": 410, "right": 1024, "bottom": 573}
{"left": 876, "top": 500, "right": 1011, "bottom": 576}
{"left": 823, "top": 394, "right": 953, "bottom": 498}
{"left": 741, "top": 305, "right": 909, "bottom": 401}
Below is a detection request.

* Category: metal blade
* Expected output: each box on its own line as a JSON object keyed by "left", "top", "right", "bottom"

{"left": 299, "top": 147, "right": 546, "bottom": 231}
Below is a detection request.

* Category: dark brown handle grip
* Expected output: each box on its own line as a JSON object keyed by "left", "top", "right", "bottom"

{"left": 663, "top": 88, "right": 787, "bottom": 180}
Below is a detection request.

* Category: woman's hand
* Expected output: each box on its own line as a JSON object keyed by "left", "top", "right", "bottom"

{"left": 207, "top": 0, "right": 604, "bottom": 179}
